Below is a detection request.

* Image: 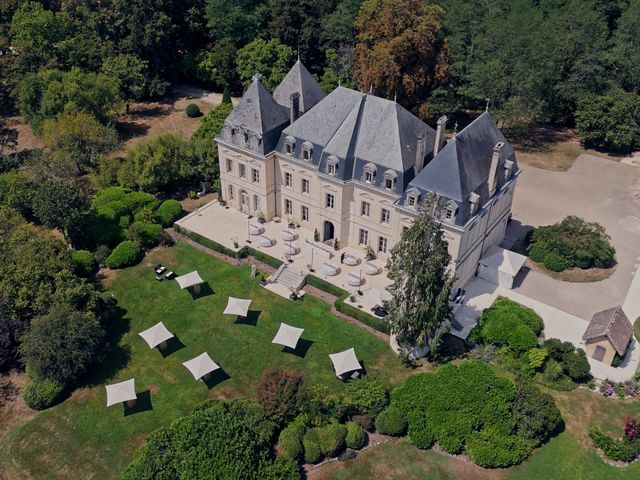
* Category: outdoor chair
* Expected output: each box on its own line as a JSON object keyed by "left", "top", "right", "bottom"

{"left": 165, "top": 271, "right": 174, "bottom": 279}
{"left": 155, "top": 275, "right": 163, "bottom": 281}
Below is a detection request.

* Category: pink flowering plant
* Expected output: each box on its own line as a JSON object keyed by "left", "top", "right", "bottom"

{"left": 624, "top": 416, "right": 640, "bottom": 443}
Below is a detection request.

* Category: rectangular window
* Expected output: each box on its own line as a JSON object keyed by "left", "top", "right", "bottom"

{"left": 285, "top": 198, "right": 293, "bottom": 215}
{"left": 407, "top": 195, "right": 416, "bottom": 206}
{"left": 285, "top": 143, "right": 292, "bottom": 155}
{"left": 328, "top": 163, "right": 336, "bottom": 175}
{"left": 359, "top": 228, "right": 369, "bottom": 245}
{"left": 239, "top": 163, "right": 246, "bottom": 178}
{"left": 252, "top": 168, "right": 260, "bottom": 183}
{"left": 361, "top": 201, "right": 370, "bottom": 217}
{"left": 226, "top": 158, "right": 233, "bottom": 173}
{"left": 228, "top": 185, "right": 234, "bottom": 200}
{"left": 445, "top": 208, "right": 454, "bottom": 220}
{"left": 301, "top": 178, "right": 310, "bottom": 194}
{"left": 378, "top": 236, "right": 388, "bottom": 253}
{"left": 365, "top": 171, "right": 374, "bottom": 183}
{"left": 381, "top": 208, "right": 390, "bottom": 224}
{"left": 303, "top": 149, "right": 310, "bottom": 161}
{"left": 301, "top": 205, "right": 309, "bottom": 221}
{"left": 284, "top": 172, "right": 293, "bottom": 187}
{"left": 325, "top": 193, "right": 335, "bottom": 209}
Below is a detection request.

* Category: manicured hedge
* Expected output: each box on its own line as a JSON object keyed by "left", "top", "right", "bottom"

{"left": 317, "top": 423, "right": 347, "bottom": 457}
{"left": 23, "top": 379, "right": 64, "bottom": 410}
{"left": 375, "top": 406, "right": 407, "bottom": 436}
{"left": 305, "top": 274, "right": 348, "bottom": 298}
{"left": 71, "top": 250, "right": 95, "bottom": 277}
{"left": 589, "top": 428, "right": 640, "bottom": 462}
{"left": 246, "top": 247, "right": 283, "bottom": 268}
{"left": 334, "top": 299, "right": 390, "bottom": 334}
{"left": 528, "top": 216, "right": 615, "bottom": 271}
{"left": 278, "top": 427, "right": 303, "bottom": 460}
{"left": 345, "top": 422, "right": 367, "bottom": 450}
{"left": 303, "top": 428, "right": 322, "bottom": 463}
{"left": 155, "top": 199, "right": 182, "bottom": 227}
{"left": 105, "top": 240, "right": 142, "bottom": 269}
{"left": 408, "top": 414, "right": 435, "bottom": 449}
{"left": 466, "top": 427, "right": 532, "bottom": 468}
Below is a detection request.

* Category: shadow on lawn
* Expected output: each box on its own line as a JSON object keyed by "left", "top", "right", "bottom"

{"left": 235, "top": 310, "right": 261, "bottom": 326}
{"left": 189, "top": 283, "right": 215, "bottom": 300}
{"left": 160, "top": 335, "right": 186, "bottom": 358}
{"left": 82, "top": 299, "right": 132, "bottom": 388}
{"left": 202, "top": 368, "right": 231, "bottom": 389}
{"left": 124, "top": 390, "right": 153, "bottom": 416}
{"left": 282, "top": 338, "right": 314, "bottom": 358}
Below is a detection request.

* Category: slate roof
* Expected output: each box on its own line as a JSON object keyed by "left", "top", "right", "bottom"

{"left": 407, "top": 112, "right": 518, "bottom": 226}
{"left": 583, "top": 306, "right": 633, "bottom": 356}
{"left": 273, "top": 60, "right": 326, "bottom": 114}
{"left": 218, "top": 77, "right": 289, "bottom": 154}
{"left": 275, "top": 87, "right": 435, "bottom": 190}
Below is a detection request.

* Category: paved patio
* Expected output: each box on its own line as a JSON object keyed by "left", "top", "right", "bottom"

{"left": 176, "top": 200, "right": 392, "bottom": 314}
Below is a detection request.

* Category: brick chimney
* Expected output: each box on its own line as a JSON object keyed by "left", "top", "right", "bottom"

{"left": 488, "top": 141, "right": 504, "bottom": 196}
{"left": 433, "top": 115, "right": 448, "bottom": 156}
{"left": 290, "top": 92, "right": 300, "bottom": 123}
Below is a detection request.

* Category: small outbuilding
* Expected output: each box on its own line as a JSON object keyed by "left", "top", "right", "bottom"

{"left": 176, "top": 271, "right": 205, "bottom": 293}
{"left": 182, "top": 352, "right": 220, "bottom": 381}
{"left": 582, "top": 306, "right": 633, "bottom": 366}
{"left": 477, "top": 246, "right": 527, "bottom": 289}
{"left": 105, "top": 378, "right": 137, "bottom": 408}
{"left": 223, "top": 297, "right": 252, "bottom": 318}
{"left": 272, "top": 323, "right": 304, "bottom": 350}
{"left": 138, "top": 321, "right": 174, "bottom": 351}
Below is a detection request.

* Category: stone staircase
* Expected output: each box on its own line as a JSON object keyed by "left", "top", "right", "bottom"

{"left": 272, "top": 264, "right": 306, "bottom": 290}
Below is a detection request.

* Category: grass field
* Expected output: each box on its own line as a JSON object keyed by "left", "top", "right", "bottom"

{"left": 0, "top": 243, "right": 409, "bottom": 479}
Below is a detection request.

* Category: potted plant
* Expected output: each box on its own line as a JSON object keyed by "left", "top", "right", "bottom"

{"left": 333, "top": 238, "right": 339, "bottom": 250}
{"left": 256, "top": 211, "right": 265, "bottom": 224}
{"left": 219, "top": 199, "right": 227, "bottom": 207}
{"left": 232, "top": 236, "right": 239, "bottom": 249}
{"left": 364, "top": 245, "right": 376, "bottom": 261}
{"left": 287, "top": 216, "right": 296, "bottom": 229}
{"left": 314, "top": 228, "right": 320, "bottom": 242}
{"left": 349, "top": 294, "right": 356, "bottom": 303}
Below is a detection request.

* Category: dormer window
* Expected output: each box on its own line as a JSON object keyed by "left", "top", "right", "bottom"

{"left": 383, "top": 171, "right": 397, "bottom": 191}
{"left": 504, "top": 160, "right": 514, "bottom": 179}
{"left": 363, "top": 164, "right": 377, "bottom": 184}
{"left": 285, "top": 143, "right": 293, "bottom": 155}
{"left": 243, "top": 132, "right": 249, "bottom": 146}
{"left": 327, "top": 156, "right": 338, "bottom": 176}
{"left": 284, "top": 136, "right": 295, "bottom": 155}
{"left": 302, "top": 141, "right": 313, "bottom": 161}
{"left": 468, "top": 192, "right": 480, "bottom": 216}
{"left": 407, "top": 194, "right": 417, "bottom": 207}
{"left": 444, "top": 207, "right": 457, "bottom": 221}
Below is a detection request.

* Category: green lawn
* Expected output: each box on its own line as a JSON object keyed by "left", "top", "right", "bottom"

{"left": 1, "top": 243, "right": 409, "bottom": 479}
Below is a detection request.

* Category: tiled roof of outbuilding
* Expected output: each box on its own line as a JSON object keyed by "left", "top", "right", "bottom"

{"left": 583, "top": 306, "right": 633, "bottom": 356}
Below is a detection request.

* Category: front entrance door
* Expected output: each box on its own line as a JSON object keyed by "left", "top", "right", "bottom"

{"left": 240, "top": 190, "right": 249, "bottom": 213}
{"left": 593, "top": 345, "right": 606, "bottom": 362}
{"left": 323, "top": 220, "right": 334, "bottom": 242}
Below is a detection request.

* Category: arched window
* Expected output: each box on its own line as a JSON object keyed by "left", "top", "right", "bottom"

{"left": 284, "top": 135, "right": 296, "bottom": 155}
{"left": 363, "top": 163, "right": 377, "bottom": 184}
{"left": 383, "top": 170, "right": 397, "bottom": 191}
{"left": 301, "top": 141, "right": 313, "bottom": 161}
{"left": 327, "top": 155, "right": 338, "bottom": 175}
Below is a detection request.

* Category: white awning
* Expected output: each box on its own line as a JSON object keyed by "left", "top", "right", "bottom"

{"left": 138, "top": 322, "right": 174, "bottom": 349}
{"left": 105, "top": 378, "right": 136, "bottom": 407}
{"left": 479, "top": 246, "right": 527, "bottom": 276}
{"left": 329, "top": 348, "right": 361, "bottom": 376}
{"left": 272, "top": 323, "right": 304, "bottom": 349}
{"left": 223, "top": 297, "right": 252, "bottom": 317}
{"left": 182, "top": 352, "right": 220, "bottom": 380}
{"left": 362, "top": 288, "right": 391, "bottom": 305}
{"left": 175, "top": 271, "right": 205, "bottom": 289}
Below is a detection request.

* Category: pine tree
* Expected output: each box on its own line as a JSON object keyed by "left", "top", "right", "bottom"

{"left": 222, "top": 86, "right": 232, "bottom": 105}
{"left": 385, "top": 193, "right": 454, "bottom": 356}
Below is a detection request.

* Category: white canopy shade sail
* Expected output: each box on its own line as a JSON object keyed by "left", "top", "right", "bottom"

{"left": 175, "top": 271, "right": 205, "bottom": 289}
{"left": 272, "top": 323, "right": 305, "bottom": 349}
{"left": 138, "top": 321, "right": 174, "bottom": 349}
{"left": 105, "top": 378, "right": 136, "bottom": 407}
{"left": 223, "top": 296, "right": 252, "bottom": 317}
{"left": 182, "top": 352, "right": 220, "bottom": 380}
{"left": 329, "top": 348, "right": 361, "bottom": 376}
{"left": 363, "top": 288, "right": 391, "bottom": 305}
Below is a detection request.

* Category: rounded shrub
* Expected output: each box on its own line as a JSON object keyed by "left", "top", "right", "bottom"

{"left": 303, "top": 428, "right": 322, "bottom": 464}
{"left": 105, "top": 240, "right": 141, "bottom": 269}
{"left": 126, "top": 221, "right": 164, "bottom": 247}
{"left": 528, "top": 241, "right": 549, "bottom": 263}
{"left": 345, "top": 421, "right": 366, "bottom": 450}
{"left": 466, "top": 429, "right": 532, "bottom": 468}
{"left": 375, "top": 406, "right": 407, "bottom": 436}
{"left": 278, "top": 427, "right": 303, "bottom": 460}
{"left": 93, "top": 245, "right": 112, "bottom": 266}
{"left": 318, "top": 423, "right": 347, "bottom": 457}
{"left": 352, "top": 414, "right": 374, "bottom": 432}
{"left": 23, "top": 379, "right": 65, "bottom": 410}
{"left": 438, "top": 433, "right": 465, "bottom": 454}
{"left": 408, "top": 415, "right": 435, "bottom": 449}
{"left": 186, "top": 103, "right": 201, "bottom": 118}
{"left": 543, "top": 252, "right": 568, "bottom": 272}
{"left": 155, "top": 199, "right": 182, "bottom": 227}
{"left": 71, "top": 250, "right": 95, "bottom": 277}
{"left": 344, "top": 377, "right": 389, "bottom": 418}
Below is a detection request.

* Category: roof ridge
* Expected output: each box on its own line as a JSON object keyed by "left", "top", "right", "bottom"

{"left": 349, "top": 95, "right": 368, "bottom": 179}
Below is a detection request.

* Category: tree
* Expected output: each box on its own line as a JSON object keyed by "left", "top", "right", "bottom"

{"left": 321, "top": 0, "right": 362, "bottom": 49}
{"left": 385, "top": 193, "right": 453, "bottom": 355}
{"left": 354, "top": 0, "right": 450, "bottom": 116}
{"left": 205, "top": 0, "right": 266, "bottom": 48}
{"left": 513, "top": 378, "right": 563, "bottom": 446}
{"left": 190, "top": 102, "right": 233, "bottom": 185}
{"left": 255, "top": 365, "right": 304, "bottom": 426}
{"left": 19, "top": 304, "right": 104, "bottom": 385}
{"left": 101, "top": 54, "right": 147, "bottom": 115}
{"left": 236, "top": 38, "right": 296, "bottom": 91}
{"left": 610, "top": 0, "right": 640, "bottom": 93}
{"left": 575, "top": 89, "right": 640, "bottom": 153}
{"left": 193, "top": 40, "right": 240, "bottom": 90}
{"left": 31, "top": 177, "right": 88, "bottom": 240}
{"left": 41, "top": 112, "right": 119, "bottom": 174}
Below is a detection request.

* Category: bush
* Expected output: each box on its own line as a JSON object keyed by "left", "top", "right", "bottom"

{"left": 334, "top": 299, "right": 390, "bottom": 334}
{"left": 543, "top": 252, "right": 568, "bottom": 272}
{"left": 317, "top": 423, "right": 347, "bottom": 457}
{"left": 467, "top": 428, "right": 532, "bottom": 468}
{"left": 22, "top": 379, "right": 65, "bottom": 410}
{"left": 105, "top": 240, "right": 142, "bottom": 268}
{"left": 375, "top": 406, "right": 407, "bottom": 436}
{"left": 305, "top": 275, "right": 348, "bottom": 298}
{"left": 154, "top": 199, "right": 182, "bottom": 227}
{"left": 278, "top": 427, "right": 303, "bottom": 460}
{"left": 185, "top": 103, "right": 201, "bottom": 117}
{"left": 126, "top": 222, "right": 164, "bottom": 247}
{"left": 563, "top": 349, "right": 591, "bottom": 381}
{"left": 261, "top": 456, "right": 301, "bottom": 480}
{"left": 93, "top": 245, "right": 112, "bottom": 266}
{"left": 590, "top": 427, "right": 640, "bottom": 462}
{"left": 344, "top": 377, "right": 389, "bottom": 419}
{"left": 474, "top": 297, "right": 542, "bottom": 352}
{"left": 71, "top": 250, "right": 95, "bottom": 277}
{"left": 303, "top": 428, "right": 322, "bottom": 463}
{"left": 408, "top": 415, "right": 435, "bottom": 449}
{"left": 345, "top": 422, "right": 367, "bottom": 449}
{"left": 255, "top": 366, "right": 304, "bottom": 426}
{"left": 352, "top": 414, "right": 374, "bottom": 432}
{"left": 513, "top": 379, "right": 563, "bottom": 445}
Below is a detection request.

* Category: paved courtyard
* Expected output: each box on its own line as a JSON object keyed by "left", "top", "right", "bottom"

{"left": 507, "top": 154, "right": 640, "bottom": 320}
